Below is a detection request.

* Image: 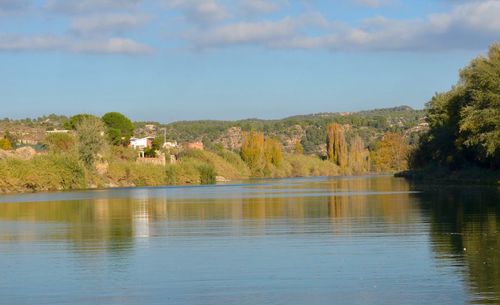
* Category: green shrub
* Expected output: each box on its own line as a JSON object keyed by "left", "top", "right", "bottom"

{"left": 0, "top": 153, "right": 86, "bottom": 193}
{"left": 165, "top": 164, "right": 177, "bottom": 185}
{"left": 198, "top": 164, "right": 216, "bottom": 184}
{"left": 43, "top": 133, "right": 76, "bottom": 153}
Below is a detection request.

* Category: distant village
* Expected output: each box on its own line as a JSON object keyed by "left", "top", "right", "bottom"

{"left": 0, "top": 118, "right": 207, "bottom": 164}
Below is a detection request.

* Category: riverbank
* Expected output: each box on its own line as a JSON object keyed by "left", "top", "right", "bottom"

{"left": 395, "top": 166, "right": 499, "bottom": 185}
{"left": 0, "top": 148, "right": 345, "bottom": 195}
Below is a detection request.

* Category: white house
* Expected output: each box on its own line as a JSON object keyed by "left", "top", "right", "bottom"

{"left": 129, "top": 137, "right": 154, "bottom": 150}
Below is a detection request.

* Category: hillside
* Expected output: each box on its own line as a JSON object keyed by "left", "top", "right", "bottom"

{"left": 136, "top": 106, "right": 426, "bottom": 155}
{"left": 1, "top": 106, "right": 426, "bottom": 156}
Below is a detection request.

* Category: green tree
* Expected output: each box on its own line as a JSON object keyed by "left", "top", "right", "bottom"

{"left": 65, "top": 114, "right": 99, "bottom": 130}
{"left": 411, "top": 43, "right": 500, "bottom": 169}
{"left": 76, "top": 117, "right": 106, "bottom": 169}
{"left": 459, "top": 44, "right": 500, "bottom": 165}
{"left": 102, "top": 112, "right": 135, "bottom": 146}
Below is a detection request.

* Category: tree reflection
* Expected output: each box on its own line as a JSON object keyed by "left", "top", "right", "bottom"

{"left": 417, "top": 185, "right": 500, "bottom": 304}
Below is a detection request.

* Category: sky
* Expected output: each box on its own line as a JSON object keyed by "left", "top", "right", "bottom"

{"left": 0, "top": 0, "right": 499, "bottom": 122}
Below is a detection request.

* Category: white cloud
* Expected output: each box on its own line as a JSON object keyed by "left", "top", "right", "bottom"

{"left": 44, "top": 0, "right": 142, "bottom": 14}
{"left": 0, "top": 33, "right": 153, "bottom": 54}
{"left": 186, "top": 0, "right": 500, "bottom": 51}
{"left": 188, "top": 12, "right": 327, "bottom": 48}
{"left": 351, "top": 0, "right": 393, "bottom": 8}
{"left": 70, "top": 13, "right": 151, "bottom": 34}
{"left": 163, "top": 0, "right": 228, "bottom": 25}
{"left": 240, "top": 0, "right": 286, "bottom": 15}
{"left": 71, "top": 37, "right": 153, "bottom": 54}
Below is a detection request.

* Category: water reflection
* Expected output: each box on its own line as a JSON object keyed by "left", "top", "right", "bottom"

{"left": 0, "top": 177, "right": 420, "bottom": 246}
{"left": 415, "top": 185, "right": 500, "bottom": 304}
{"left": 0, "top": 176, "right": 498, "bottom": 305}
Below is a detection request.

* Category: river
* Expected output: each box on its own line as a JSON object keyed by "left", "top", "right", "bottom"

{"left": 0, "top": 176, "right": 498, "bottom": 305}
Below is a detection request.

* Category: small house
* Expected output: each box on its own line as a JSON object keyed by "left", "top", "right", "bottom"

{"left": 130, "top": 137, "right": 154, "bottom": 150}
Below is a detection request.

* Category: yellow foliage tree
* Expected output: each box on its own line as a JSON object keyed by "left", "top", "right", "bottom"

{"left": 371, "top": 132, "right": 409, "bottom": 172}
{"left": 241, "top": 132, "right": 283, "bottom": 175}
{"left": 326, "top": 123, "right": 348, "bottom": 169}
{"left": 241, "top": 131, "right": 265, "bottom": 172}
{"left": 264, "top": 138, "right": 283, "bottom": 166}
{"left": 0, "top": 138, "right": 12, "bottom": 150}
{"left": 349, "top": 136, "right": 370, "bottom": 174}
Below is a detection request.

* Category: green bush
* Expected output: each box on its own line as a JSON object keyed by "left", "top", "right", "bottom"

{"left": 165, "top": 164, "right": 177, "bottom": 185}
{"left": 198, "top": 164, "right": 216, "bottom": 184}
{"left": 0, "top": 153, "right": 86, "bottom": 193}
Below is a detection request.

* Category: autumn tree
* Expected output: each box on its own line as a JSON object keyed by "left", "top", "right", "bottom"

{"left": 0, "top": 138, "right": 12, "bottom": 150}
{"left": 264, "top": 138, "right": 283, "bottom": 167}
{"left": 241, "top": 132, "right": 283, "bottom": 175}
{"left": 326, "top": 123, "right": 348, "bottom": 169}
{"left": 241, "top": 131, "right": 265, "bottom": 172}
{"left": 349, "top": 135, "right": 370, "bottom": 174}
{"left": 371, "top": 132, "right": 409, "bottom": 172}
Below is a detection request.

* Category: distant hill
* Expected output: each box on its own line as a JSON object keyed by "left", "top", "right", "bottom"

{"left": 135, "top": 106, "right": 426, "bottom": 155}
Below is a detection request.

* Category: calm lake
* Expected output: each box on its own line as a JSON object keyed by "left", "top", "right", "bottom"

{"left": 0, "top": 176, "right": 498, "bottom": 305}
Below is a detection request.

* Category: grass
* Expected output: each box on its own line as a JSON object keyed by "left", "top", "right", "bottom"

{"left": 0, "top": 153, "right": 86, "bottom": 193}
{"left": 0, "top": 147, "right": 349, "bottom": 194}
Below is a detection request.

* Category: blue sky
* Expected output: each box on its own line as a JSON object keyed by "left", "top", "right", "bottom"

{"left": 0, "top": 0, "right": 499, "bottom": 122}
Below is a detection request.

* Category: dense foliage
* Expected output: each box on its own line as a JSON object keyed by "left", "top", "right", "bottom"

{"left": 411, "top": 44, "right": 499, "bottom": 170}
{"left": 102, "top": 112, "right": 135, "bottom": 145}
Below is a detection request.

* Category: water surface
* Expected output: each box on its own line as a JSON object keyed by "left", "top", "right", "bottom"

{"left": 0, "top": 176, "right": 498, "bottom": 305}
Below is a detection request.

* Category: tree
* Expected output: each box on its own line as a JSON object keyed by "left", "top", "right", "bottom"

{"left": 349, "top": 135, "right": 369, "bottom": 174}
{"left": 241, "top": 131, "right": 265, "bottom": 172}
{"left": 411, "top": 43, "right": 500, "bottom": 169}
{"left": 76, "top": 117, "right": 106, "bottom": 169}
{"left": 0, "top": 138, "right": 12, "bottom": 150}
{"left": 65, "top": 114, "right": 99, "bottom": 130}
{"left": 326, "top": 123, "right": 348, "bottom": 169}
{"left": 264, "top": 138, "right": 283, "bottom": 166}
{"left": 458, "top": 43, "right": 500, "bottom": 166}
{"left": 102, "top": 112, "right": 135, "bottom": 146}
{"left": 371, "top": 132, "right": 409, "bottom": 172}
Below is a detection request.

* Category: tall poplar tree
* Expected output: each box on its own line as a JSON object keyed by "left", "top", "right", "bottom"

{"left": 326, "top": 123, "right": 348, "bottom": 169}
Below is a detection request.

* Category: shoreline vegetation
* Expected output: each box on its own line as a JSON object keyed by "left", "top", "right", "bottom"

{"left": 0, "top": 114, "right": 410, "bottom": 194}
